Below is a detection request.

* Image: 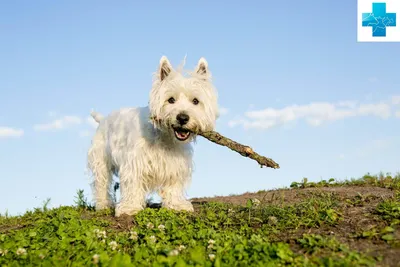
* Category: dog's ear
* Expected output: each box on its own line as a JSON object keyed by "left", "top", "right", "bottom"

{"left": 159, "top": 56, "right": 173, "bottom": 81}
{"left": 195, "top": 57, "right": 210, "bottom": 80}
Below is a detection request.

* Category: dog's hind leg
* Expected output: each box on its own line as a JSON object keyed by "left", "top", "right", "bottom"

{"left": 87, "top": 132, "right": 114, "bottom": 211}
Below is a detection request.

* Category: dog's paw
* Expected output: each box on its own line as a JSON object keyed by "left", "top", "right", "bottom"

{"left": 115, "top": 204, "right": 143, "bottom": 217}
{"left": 163, "top": 200, "right": 194, "bottom": 212}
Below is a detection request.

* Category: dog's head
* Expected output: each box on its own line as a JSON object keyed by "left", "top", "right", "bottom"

{"left": 149, "top": 56, "right": 219, "bottom": 143}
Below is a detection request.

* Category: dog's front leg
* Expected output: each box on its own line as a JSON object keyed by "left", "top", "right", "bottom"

{"left": 160, "top": 179, "right": 194, "bottom": 212}
{"left": 115, "top": 168, "right": 146, "bottom": 217}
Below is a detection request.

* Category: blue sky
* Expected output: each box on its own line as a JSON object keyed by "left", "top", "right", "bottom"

{"left": 1, "top": 0, "right": 399, "bottom": 215}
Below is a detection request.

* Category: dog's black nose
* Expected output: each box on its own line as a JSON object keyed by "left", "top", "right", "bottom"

{"left": 176, "top": 113, "right": 190, "bottom": 125}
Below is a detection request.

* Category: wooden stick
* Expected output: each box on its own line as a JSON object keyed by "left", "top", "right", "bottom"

{"left": 150, "top": 117, "right": 280, "bottom": 169}
{"left": 196, "top": 131, "right": 280, "bottom": 169}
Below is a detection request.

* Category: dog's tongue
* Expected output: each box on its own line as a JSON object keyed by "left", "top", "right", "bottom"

{"left": 177, "top": 131, "right": 188, "bottom": 138}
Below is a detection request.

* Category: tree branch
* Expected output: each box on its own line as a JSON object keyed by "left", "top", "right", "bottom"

{"left": 149, "top": 116, "right": 280, "bottom": 169}
{"left": 196, "top": 131, "right": 280, "bottom": 169}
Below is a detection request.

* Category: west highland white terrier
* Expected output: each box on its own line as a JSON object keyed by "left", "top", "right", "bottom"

{"left": 87, "top": 56, "right": 219, "bottom": 216}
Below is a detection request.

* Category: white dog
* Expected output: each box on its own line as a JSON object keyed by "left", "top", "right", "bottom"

{"left": 87, "top": 56, "right": 219, "bottom": 216}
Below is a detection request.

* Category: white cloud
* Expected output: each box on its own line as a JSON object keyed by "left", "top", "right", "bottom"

{"left": 229, "top": 98, "right": 393, "bottom": 130}
{"left": 87, "top": 116, "right": 98, "bottom": 128}
{"left": 228, "top": 118, "right": 278, "bottom": 130}
{"left": 33, "top": 115, "right": 82, "bottom": 131}
{"left": 0, "top": 127, "right": 24, "bottom": 138}
{"left": 392, "top": 95, "right": 400, "bottom": 105}
{"left": 336, "top": 100, "right": 358, "bottom": 109}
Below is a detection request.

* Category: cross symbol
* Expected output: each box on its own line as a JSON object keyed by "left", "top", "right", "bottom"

{"left": 362, "top": 3, "right": 396, "bottom": 37}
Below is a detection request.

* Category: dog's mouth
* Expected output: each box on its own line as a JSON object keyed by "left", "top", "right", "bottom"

{"left": 173, "top": 127, "right": 191, "bottom": 141}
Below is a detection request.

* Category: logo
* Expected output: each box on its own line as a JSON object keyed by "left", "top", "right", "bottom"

{"left": 358, "top": 0, "right": 400, "bottom": 42}
{"left": 362, "top": 3, "right": 396, "bottom": 37}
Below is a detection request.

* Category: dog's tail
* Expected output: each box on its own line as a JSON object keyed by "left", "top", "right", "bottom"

{"left": 90, "top": 110, "right": 104, "bottom": 123}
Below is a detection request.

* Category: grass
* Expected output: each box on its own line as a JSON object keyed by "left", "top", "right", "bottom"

{"left": 0, "top": 173, "right": 399, "bottom": 266}
{"left": 289, "top": 172, "right": 400, "bottom": 190}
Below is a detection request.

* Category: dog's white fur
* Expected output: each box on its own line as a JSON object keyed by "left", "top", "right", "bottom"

{"left": 87, "top": 56, "right": 219, "bottom": 216}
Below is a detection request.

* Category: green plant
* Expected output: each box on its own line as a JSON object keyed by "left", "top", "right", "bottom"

{"left": 1, "top": 172, "right": 399, "bottom": 266}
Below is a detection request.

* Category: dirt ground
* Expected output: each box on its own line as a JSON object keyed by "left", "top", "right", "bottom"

{"left": 190, "top": 186, "right": 394, "bottom": 206}
{"left": 191, "top": 186, "right": 399, "bottom": 267}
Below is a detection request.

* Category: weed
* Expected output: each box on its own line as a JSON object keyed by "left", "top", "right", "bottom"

{"left": 290, "top": 172, "right": 400, "bottom": 190}
{"left": 297, "top": 234, "right": 376, "bottom": 266}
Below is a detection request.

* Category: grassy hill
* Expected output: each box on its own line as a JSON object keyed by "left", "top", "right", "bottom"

{"left": 0, "top": 173, "right": 399, "bottom": 266}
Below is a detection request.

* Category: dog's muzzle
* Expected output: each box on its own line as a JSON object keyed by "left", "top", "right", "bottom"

{"left": 173, "top": 126, "right": 191, "bottom": 141}
{"left": 173, "top": 113, "right": 191, "bottom": 141}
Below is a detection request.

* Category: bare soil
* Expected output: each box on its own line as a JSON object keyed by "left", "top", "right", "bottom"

{"left": 190, "top": 186, "right": 394, "bottom": 206}
{"left": 191, "top": 186, "right": 399, "bottom": 267}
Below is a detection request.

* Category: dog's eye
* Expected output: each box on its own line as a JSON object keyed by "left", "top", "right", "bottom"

{"left": 168, "top": 97, "right": 175, "bottom": 104}
{"left": 192, "top": 98, "right": 199, "bottom": 105}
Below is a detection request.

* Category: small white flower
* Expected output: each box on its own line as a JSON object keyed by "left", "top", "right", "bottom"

{"left": 16, "top": 248, "right": 27, "bottom": 256}
{"left": 147, "top": 222, "right": 154, "bottom": 229}
{"left": 149, "top": 235, "right": 157, "bottom": 243}
{"left": 228, "top": 208, "right": 235, "bottom": 213}
{"left": 207, "top": 239, "right": 216, "bottom": 249}
{"left": 208, "top": 254, "right": 216, "bottom": 261}
{"left": 93, "top": 254, "right": 100, "bottom": 264}
{"left": 129, "top": 231, "right": 138, "bottom": 241}
{"left": 168, "top": 249, "right": 179, "bottom": 256}
{"left": 130, "top": 230, "right": 138, "bottom": 236}
{"left": 93, "top": 229, "right": 107, "bottom": 238}
{"left": 0, "top": 249, "right": 8, "bottom": 256}
{"left": 109, "top": 241, "right": 118, "bottom": 250}
{"left": 177, "top": 245, "right": 186, "bottom": 251}
{"left": 252, "top": 198, "right": 261, "bottom": 207}
{"left": 39, "top": 253, "right": 45, "bottom": 259}
{"left": 158, "top": 224, "right": 165, "bottom": 231}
